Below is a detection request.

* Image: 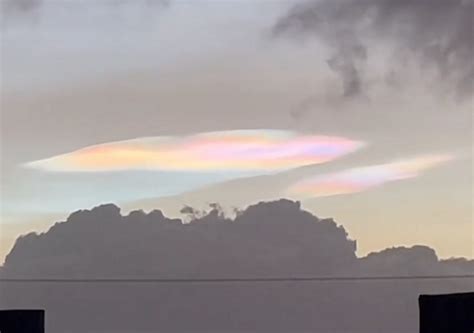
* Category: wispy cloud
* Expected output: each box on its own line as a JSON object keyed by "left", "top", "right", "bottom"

{"left": 24, "top": 130, "right": 364, "bottom": 172}
{"left": 273, "top": 0, "right": 473, "bottom": 99}
{"left": 287, "top": 154, "right": 455, "bottom": 198}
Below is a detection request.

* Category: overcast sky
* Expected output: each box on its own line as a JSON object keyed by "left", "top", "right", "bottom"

{"left": 1, "top": 0, "right": 472, "bottom": 263}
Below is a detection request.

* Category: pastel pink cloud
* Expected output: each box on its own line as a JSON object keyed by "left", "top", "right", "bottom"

{"left": 288, "top": 154, "right": 455, "bottom": 198}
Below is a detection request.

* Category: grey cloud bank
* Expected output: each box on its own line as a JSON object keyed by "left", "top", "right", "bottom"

{"left": 1, "top": 199, "right": 472, "bottom": 332}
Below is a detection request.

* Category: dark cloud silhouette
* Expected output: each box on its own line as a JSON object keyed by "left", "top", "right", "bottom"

{"left": 1, "top": 199, "right": 472, "bottom": 332}
{"left": 273, "top": 0, "right": 474, "bottom": 99}
{"left": 2, "top": 200, "right": 357, "bottom": 278}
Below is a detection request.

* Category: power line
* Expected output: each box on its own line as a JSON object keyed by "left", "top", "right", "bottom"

{"left": 1, "top": 275, "right": 473, "bottom": 283}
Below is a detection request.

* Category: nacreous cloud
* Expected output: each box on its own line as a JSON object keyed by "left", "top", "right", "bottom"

{"left": 25, "top": 130, "right": 364, "bottom": 172}
{"left": 287, "top": 155, "right": 455, "bottom": 198}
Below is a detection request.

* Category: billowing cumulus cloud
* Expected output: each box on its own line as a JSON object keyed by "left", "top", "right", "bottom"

{"left": 24, "top": 130, "right": 364, "bottom": 172}
{"left": 1, "top": 200, "right": 472, "bottom": 331}
{"left": 288, "top": 154, "right": 455, "bottom": 198}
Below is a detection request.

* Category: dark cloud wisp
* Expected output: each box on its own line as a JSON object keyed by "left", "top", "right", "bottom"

{"left": 1, "top": 0, "right": 170, "bottom": 27}
{"left": 273, "top": 0, "right": 474, "bottom": 98}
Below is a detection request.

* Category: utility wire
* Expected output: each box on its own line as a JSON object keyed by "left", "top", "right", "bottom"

{"left": 1, "top": 275, "right": 473, "bottom": 283}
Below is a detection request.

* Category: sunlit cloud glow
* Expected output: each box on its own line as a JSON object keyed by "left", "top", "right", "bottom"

{"left": 288, "top": 155, "right": 455, "bottom": 198}
{"left": 25, "top": 130, "right": 364, "bottom": 172}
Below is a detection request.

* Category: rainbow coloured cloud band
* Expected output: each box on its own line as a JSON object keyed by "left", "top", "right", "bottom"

{"left": 287, "top": 155, "right": 455, "bottom": 198}
{"left": 25, "top": 130, "right": 364, "bottom": 172}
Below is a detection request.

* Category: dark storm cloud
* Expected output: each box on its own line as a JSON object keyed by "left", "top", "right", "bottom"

{"left": 1, "top": 199, "right": 472, "bottom": 331}
{"left": 3, "top": 199, "right": 471, "bottom": 279}
{"left": 2, "top": 200, "right": 357, "bottom": 278}
{"left": 273, "top": 0, "right": 474, "bottom": 98}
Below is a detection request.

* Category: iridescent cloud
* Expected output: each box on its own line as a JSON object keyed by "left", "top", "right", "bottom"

{"left": 25, "top": 130, "right": 364, "bottom": 172}
{"left": 287, "top": 155, "right": 455, "bottom": 198}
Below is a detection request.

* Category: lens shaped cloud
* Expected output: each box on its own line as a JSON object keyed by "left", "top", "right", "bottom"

{"left": 288, "top": 155, "right": 455, "bottom": 198}
{"left": 25, "top": 130, "right": 364, "bottom": 172}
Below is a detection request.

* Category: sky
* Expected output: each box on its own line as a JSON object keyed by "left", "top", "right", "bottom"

{"left": 1, "top": 0, "right": 472, "bottom": 263}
